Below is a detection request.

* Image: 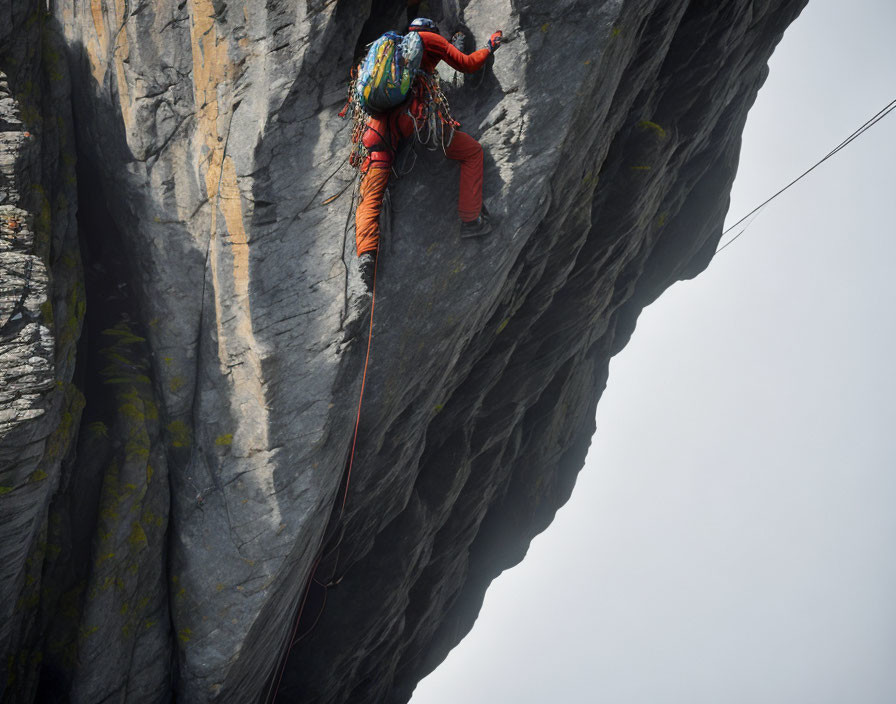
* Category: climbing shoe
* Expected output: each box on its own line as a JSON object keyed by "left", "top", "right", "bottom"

{"left": 358, "top": 252, "right": 376, "bottom": 291}
{"left": 460, "top": 212, "right": 492, "bottom": 238}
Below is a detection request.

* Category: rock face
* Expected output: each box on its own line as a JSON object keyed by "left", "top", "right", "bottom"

{"left": 0, "top": 0, "right": 807, "bottom": 702}
{"left": 0, "top": 1, "right": 84, "bottom": 697}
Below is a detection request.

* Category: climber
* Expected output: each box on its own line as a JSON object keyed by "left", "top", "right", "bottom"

{"left": 354, "top": 18, "right": 503, "bottom": 288}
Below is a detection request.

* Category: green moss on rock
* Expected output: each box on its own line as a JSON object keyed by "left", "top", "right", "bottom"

{"left": 167, "top": 420, "right": 191, "bottom": 448}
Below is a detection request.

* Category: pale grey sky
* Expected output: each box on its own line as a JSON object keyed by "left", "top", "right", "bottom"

{"left": 413, "top": 1, "right": 896, "bottom": 702}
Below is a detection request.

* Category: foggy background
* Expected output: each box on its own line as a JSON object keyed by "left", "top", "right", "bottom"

{"left": 413, "top": 0, "right": 896, "bottom": 701}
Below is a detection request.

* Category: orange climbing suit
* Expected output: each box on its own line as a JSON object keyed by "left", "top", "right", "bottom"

{"left": 355, "top": 31, "right": 491, "bottom": 256}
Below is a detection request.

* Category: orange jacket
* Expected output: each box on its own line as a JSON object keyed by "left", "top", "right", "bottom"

{"left": 412, "top": 30, "right": 491, "bottom": 75}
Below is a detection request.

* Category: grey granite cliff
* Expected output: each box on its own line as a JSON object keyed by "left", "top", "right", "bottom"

{"left": 0, "top": 0, "right": 806, "bottom": 702}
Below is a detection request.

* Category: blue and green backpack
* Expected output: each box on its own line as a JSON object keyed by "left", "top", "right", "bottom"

{"left": 356, "top": 31, "right": 424, "bottom": 114}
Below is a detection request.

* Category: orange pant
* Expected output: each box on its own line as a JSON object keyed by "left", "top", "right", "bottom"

{"left": 356, "top": 165, "right": 391, "bottom": 256}
{"left": 354, "top": 107, "right": 483, "bottom": 256}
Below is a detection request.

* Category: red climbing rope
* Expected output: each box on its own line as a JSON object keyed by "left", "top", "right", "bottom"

{"left": 265, "top": 252, "right": 379, "bottom": 704}
{"left": 343, "top": 252, "right": 378, "bottom": 513}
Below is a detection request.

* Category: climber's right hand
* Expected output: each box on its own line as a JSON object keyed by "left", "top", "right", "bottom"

{"left": 488, "top": 30, "right": 503, "bottom": 53}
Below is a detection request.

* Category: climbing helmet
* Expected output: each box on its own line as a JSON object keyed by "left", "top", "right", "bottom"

{"left": 409, "top": 17, "right": 440, "bottom": 34}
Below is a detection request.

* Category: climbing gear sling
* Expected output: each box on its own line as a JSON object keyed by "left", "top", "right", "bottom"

{"left": 407, "top": 71, "right": 460, "bottom": 153}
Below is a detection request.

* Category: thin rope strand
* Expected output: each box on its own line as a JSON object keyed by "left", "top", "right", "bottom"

{"left": 716, "top": 97, "right": 896, "bottom": 253}
{"left": 266, "top": 254, "right": 379, "bottom": 703}
{"left": 342, "top": 251, "right": 378, "bottom": 513}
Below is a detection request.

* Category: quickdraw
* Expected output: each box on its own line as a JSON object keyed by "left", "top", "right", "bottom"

{"left": 408, "top": 71, "right": 460, "bottom": 154}
{"left": 338, "top": 68, "right": 372, "bottom": 174}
